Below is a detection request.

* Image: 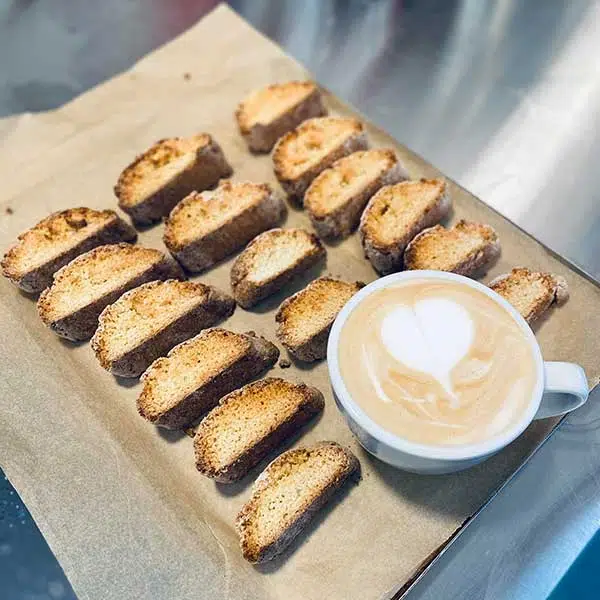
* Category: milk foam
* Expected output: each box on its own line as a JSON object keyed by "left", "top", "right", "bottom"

{"left": 338, "top": 280, "right": 537, "bottom": 446}
{"left": 380, "top": 298, "right": 474, "bottom": 407}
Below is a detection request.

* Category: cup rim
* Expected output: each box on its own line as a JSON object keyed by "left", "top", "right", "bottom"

{"left": 327, "top": 270, "right": 545, "bottom": 462}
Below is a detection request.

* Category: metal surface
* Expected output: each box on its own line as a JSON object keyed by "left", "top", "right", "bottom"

{"left": 1, "top": 1, "right": 599, "bottom": 598}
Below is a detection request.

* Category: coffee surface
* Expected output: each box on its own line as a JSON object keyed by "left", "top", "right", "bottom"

{"left": 338, "top": 280, "right": 538, "bottom": 446}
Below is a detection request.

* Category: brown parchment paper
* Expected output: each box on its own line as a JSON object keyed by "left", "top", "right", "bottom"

{"left": 1, "top": 5, "right": 599, "bottom": 600}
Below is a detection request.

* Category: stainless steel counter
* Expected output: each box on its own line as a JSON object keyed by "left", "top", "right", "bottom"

{"left": 1, "top": 1, "right": 598, "bottom": 598}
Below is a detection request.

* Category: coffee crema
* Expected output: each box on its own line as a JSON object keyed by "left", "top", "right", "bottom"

{"left": 338, "top": 280, "right": 538, "bottom": 446}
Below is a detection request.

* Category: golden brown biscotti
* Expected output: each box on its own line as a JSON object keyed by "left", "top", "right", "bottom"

{"left": 194, "top": 378, "right": 324, "bottom": 482}
{"left": 230, "top": 228, "right": 326, "bottom": 309}
{"left": 236, "top": 81, "right": 327, "bottom": 153}
{"left": 403, "top": 220, "right": 500, "bottom": 277}
{"left": 114, "top": 134, "right": 232, "bottom": 225}
{"left": 237, "top": 442, "right": 359, "bottom": 563}
{"left": 37, "top": 244, "right": 183, "bottom": 341}
{"left": 1, "top": 208, "right": 136, "bottom": 293}
{"left": 273, "top": 117, "right": 368, "bottom": 202}
{"left": 360, "top": 178, "right": 451, "bottom": 274}
{"left": 489, "top": 267, "right": 569, "bottom": 324}
{"left": 137, "top": 328, "right": 279, "bottom": 429}
{"left": 163, "top": 181, "right": 285, "bottom": 273}
{"left": 91, "top": 280, "right": 235, "bottom": 378}
{"left": 276, "top": 277, "right": 364, "bottom": 362}
{"left": 304, "top": 149, "right": 408, "bottom": 239}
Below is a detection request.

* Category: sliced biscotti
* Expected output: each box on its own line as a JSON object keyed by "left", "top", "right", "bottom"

{"left": 1, "top": 208, "right": 137, "bottom": 293}
{"left": 230, "top": 228, "right": 326, "bottom": 309}
{"left": 91, "top": 280, "right": 235, "bottom": 378}
{"left": 276, "top": 277, "right": 364, "bottom": 362}
{"left": 194, "top": 378, "right": 324, "bottom": 482}
{"left": 236, "top": 81, "right": 327, "bottom": 153}
{"left": 360, "top": 178, "right": 451, "bottom": 274}
{"left": 163, "top": 181, "right": 285, "bottom": 272}
{"left": 403, "top": 220, "right": 500, "bottom": 277}
{"left": 273, "top": 117, "right": 368, "bottom": 202}
{"left": 304, "top": 149, "right": 408, "bottom": 239}
{"left": 237, "top": 441, "right": 359, "bottom": 563}
{"left": 137, "top": 328, "right": 279, "bottom": 429}
{"left": 37, "top": 244, "right": 183, "bottom": 341}
{"left": 490, "top": 267, "right": 569, "bottom": 324}
{"left": 115, "top": 134, "right": 232, "bottom": 225}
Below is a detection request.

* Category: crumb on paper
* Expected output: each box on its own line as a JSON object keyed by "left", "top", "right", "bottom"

{"left": 279, "top": 358, "right": 291, "bottom": 369}
{"left": 183, "top": 72, "right": 191, "bottom": 81}
{"left": 184, "top": 427, "right": 196, "bottom": 438}
{"left": 5, "top": 207, "right": 13, "bottom": 215}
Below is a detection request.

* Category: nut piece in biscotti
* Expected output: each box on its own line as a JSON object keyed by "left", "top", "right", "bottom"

{"left": 37, "top": 244, "right": 183, "bottom": 341}
{"left": 137, "top": 328, "right": 279, "bottom": 429}
{"left": 489, "top": 267, "right": 569, "bottom": 324}
{"left": 163, "top": 181, "right": 285, "bottom": 273}
{"left": 237, "top": 441, "right": 359, "bottom": 563}
{"left": 114, "top": 134, "right": 232, "bottom": 226}
{"left": 273, "top": 117, "right": 368, "bottom": 202}
{"left": 360, "top": 178, "right": 451, "bottom": 274}
{"left": 276, "top": 277, "right": 364, "bottom": 362}
{"left": 403, "top": 220, "right": 500, "bottom": 277}
{"left": 236, "top": 81, "right": 327, "bottom": 153}
{"left": 194, "top": 378, "right": 325, "bottom": 482}
{"left": 91, "top": 280, "right": 235, "bottom": 378}
{"left": 304, "top": 149, "right": 408, "bottom": 240}
{"left": 230, "top": 228, "right": 326, "bottom": 309}
{"left": 1, "top": 208, "right": 137, "bottom": 293}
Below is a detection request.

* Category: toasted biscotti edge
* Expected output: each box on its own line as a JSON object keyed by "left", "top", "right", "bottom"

{"left": 403, "top": 220, "right": 500, "bottom": 277}
{"left": 194, "top": 378, "right": 325, "bottom": 482}
{"left": 360, "top": 180, "right": 451, "bottom": 274}
{"left": 236, "top": 441, "right": 359, "bottom": 563}
{"left": 307, "top": 151, "right": 409, "bottom": 240}
{"left": 91, "top": 281, "right": 235, "bottom": 377}
{"left": 489, "top": 267, "right": 569, "bottom": 324}
{"left": 137, "top": 329, "right": 280, "bottom": 429}
{"left": 273, "top": 119, "right": 369, "bottom": 202}
{"left": 1, "top": 209, "right": 137, "bottom": 293}
{"left": 37, "top": 245, "right": 184, "bottom": 341}
{"left": 115, "top": 136, "right": 233, "bottom": 226}
{"left": 236, "top": 82, "right": 327, "bottom": 153}
{"left": 275, "top": 278, "right": 365, "bottom": 362}
{"left": 164, "top": 184, "right": 286, "bottom": 273}
{"left": 230, "top": 229, "right": 326, "bottom": 309}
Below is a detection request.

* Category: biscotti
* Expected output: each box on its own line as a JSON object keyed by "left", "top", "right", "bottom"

{"left": 194, "top": 378, "right": 324, "bottom": 482}
{"left": 403, "top": 220, "right": 500, "bottom": 277}
{"left": 163, "top": 181, "right": 285, "bottom": 272}
{"left": 1, "top": 208, "right": 136, "bottom": 293}
{"left": 230, "top": 228, "right": 325, "bottom": 308}
{"left": 273, "top": 117, "right": 368, "bottom": 202}
{"left": 360, "top": 178, "right": 451, "bottom": 274}
{"left": 91, "top": 280, "right": 235, "bottom": 377}
{"left": 490, "top": 267, "right": 569, "bottom": 324}
{"left": 304, "top": 149, "right": 408, "bottom": 239}
{"left": 276, "top": 277, "right": 364, "bottom": 362}
{"left": 237, "top": 442, "right": 359, "bottom": 563}
{"left": 137, "top": 328, "right": 279, "bottom": 429}
{"left": 37, "top": 244, "right": 183, "bottom": 341}
{"left": 236, "top": 81, "right": 326, "bottom": 153}
{"left": 115, "top": 134, "right": 232, "bottom": 225}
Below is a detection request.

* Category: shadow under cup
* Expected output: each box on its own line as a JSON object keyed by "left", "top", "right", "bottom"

{"left": 327, "top": 271, "right": 589, "bottom": 475}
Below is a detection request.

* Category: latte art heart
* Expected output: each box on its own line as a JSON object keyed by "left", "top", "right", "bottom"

{"left": 338, "top": 280, "right": 537, "bottom": 446}
{"left": 380, "top": 298, "right": 474, "bottom": 407}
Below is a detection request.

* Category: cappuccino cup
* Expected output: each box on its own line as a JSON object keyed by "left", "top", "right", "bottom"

{"left": 327, "top": 271, "right": 589, "bottom": 474}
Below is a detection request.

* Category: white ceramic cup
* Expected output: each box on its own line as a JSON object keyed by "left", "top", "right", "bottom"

{"left": 327, "top": 271, "right": 589, "bottom": 474}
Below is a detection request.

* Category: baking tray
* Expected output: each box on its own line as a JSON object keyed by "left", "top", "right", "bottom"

{"left": 1, "top": 5, "right": 599, "bottom": 600}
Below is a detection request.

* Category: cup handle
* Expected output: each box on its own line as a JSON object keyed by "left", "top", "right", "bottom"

{"left": 534, "top": 362, "right": 589, "bottom": 420}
